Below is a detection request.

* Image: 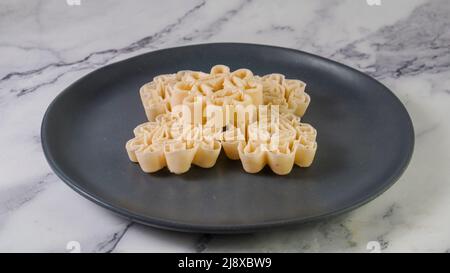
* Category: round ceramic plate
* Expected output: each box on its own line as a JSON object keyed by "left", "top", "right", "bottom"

{"left": 41, "top": 43, "right": 414, "bottom": 233}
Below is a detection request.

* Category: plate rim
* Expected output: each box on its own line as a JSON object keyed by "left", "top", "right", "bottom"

{"left": 41, "top": 42, "right": 415, "bottom": 233}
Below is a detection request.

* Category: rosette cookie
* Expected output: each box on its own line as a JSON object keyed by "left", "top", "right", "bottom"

{"left": 238, "top": 112, "right": 317, "bottom": 175}
{"left": 126, "top": 113, "right": 222, "bottom": 174}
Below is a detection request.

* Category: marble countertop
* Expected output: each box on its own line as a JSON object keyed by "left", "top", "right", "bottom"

{"left": 1, "top": 0, "right": 449, "bottom": 252}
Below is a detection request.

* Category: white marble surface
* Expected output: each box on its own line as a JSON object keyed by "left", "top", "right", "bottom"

{"left": 0, "top": 0, "right": 449, "bottom": 252}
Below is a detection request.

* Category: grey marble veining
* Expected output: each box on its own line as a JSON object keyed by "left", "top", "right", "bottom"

{"left": 0, "top": 0, "right": 449, "bottom": 252}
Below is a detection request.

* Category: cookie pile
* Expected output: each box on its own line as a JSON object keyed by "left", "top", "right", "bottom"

{"left": 126, "top": 65, "right": 317, "bottom": 175}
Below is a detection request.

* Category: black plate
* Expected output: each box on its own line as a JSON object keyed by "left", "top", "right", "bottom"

{"left": 41, "top": 43, "right": 414, "bottom": 233}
